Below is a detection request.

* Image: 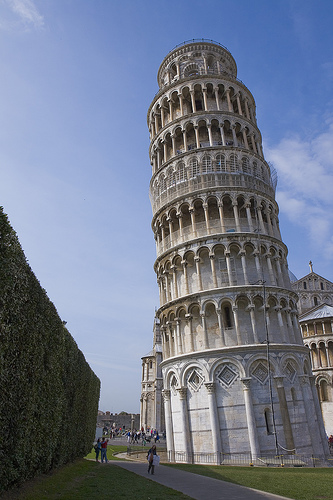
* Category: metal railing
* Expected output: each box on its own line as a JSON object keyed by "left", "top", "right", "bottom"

{"left": 167, "top": 450, "right": 331, "bottom": 467}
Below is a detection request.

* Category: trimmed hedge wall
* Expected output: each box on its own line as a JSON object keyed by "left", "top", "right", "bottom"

{"left": 0, "top": 207, "right": 100, "bottom": 492}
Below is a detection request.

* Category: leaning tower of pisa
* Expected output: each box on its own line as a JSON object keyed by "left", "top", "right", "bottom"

{"left": 147, "top": 40, "right": 328, "bottom": 463}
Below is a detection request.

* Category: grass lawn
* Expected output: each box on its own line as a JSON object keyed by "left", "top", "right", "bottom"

{"left": 1, "top": 457, "right": 191, "bottom": 500}
{"left": 167, "top": 463, "right": 333, "bottom": 500}
{"left": 2, "top": 445, "right": 333, "bottom": 500}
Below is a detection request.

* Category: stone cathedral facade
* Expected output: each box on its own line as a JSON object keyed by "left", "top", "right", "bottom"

{"left": 142, "top": 40, "right": 329, "bottom": 462}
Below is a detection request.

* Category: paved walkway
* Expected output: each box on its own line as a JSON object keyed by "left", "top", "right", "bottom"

{"left": 109, "top": 460, "right": 293, "bottom": 500}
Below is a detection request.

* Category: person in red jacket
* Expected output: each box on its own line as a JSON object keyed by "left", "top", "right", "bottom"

{"left": 101, "top": 438, "right": 108, "bottom": 463}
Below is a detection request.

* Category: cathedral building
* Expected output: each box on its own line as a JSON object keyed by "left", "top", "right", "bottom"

{"left": 292, "top": 263, "right": 333, "bottom": 436}
{"left": 142, "top": 39, "right": 329, "bottom": 463}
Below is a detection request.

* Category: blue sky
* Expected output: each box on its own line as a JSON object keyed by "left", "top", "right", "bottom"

{"left": 0, "top": 0, "right": 332, "bottom": 413}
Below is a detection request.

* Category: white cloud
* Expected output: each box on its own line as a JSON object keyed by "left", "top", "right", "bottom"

{"left": 266, "top": 121, "right": 333, "bottom": 259}
{"left": 1, "top": 0, "right": 44, "bottom": 30}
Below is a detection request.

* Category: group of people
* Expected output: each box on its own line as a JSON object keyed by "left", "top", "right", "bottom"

{"left": 94, "top": 438, "right": 108, "bottom": 463}
{"left": 93, "top": 436, "right": 160, "bottom": 474}
{"left": 126, "top": 429, "right": 161, "bottom": 445}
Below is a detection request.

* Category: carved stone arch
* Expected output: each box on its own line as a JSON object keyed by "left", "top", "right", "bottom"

{"left": 210, "top": 357, "right": 245, "bottom": 388}
{"left": 202, "top": 298, "right": 219, "bottom": 312}
{"left": 280, "top": 297, "right": 288, "bottom": 309}
{"left": 183, "top": 62, "right": 200, "bottom": 78}
{"left": 210, "top": 118, "right": 221, "bottom": 147}
{"left": 183, "top": 249, "right": 195, "bottom": 263}
{"left": 178, "top": 202, "right": 192, "bottom": 230}
{"left": 197, "top": 118, "right": 209, "bottom": 146}
{"left": 221, "top": 193, "right": 234, "bottom": 223}
{"left": 237, "top": 194, "right": 247, "bottom": 220}
{"left": 269, "top": 245, "right": 278, "bottom": 258}
{"left": 176, "top": 305, "right": 187, "bottom": 318}
{"left": 160, "top": 94, "right": 169, "bottom": 107}
{"left": 172, "top": 123, "right": 183, "bottom": 136}
{"left": 205, "top": 195, "right": 219, "bottom": 224}
{"left": 165, "top": 370, "right": 180, "bottom": 391}
{"left": 183, "top": 118, "right": 196, "bottom": 130}
{"left": 179, "top": 84, "right": 191, "bottom": 96}
{"left": 173, "top": 254, "right": 182, "bottom": 270}
{"left": 252, "top": 293, "right": 264, "bottom": 306}
{"left": 211, "top": 242, "right": 226, "bottom": 256}
{"left": 164, "top": 258, "right": 172, "bottom": 273}
{"left": 280, "top": 355, "right": 301, "bottom": 384}
{"left": 226, "top": 240, "right": 240, "bottom": 253}
{"left": 246, "top": 355, "right": 277, "bottom": 382}
{"left": 267, "top": 294, "right": 278, "bottom": 308}
{"left": 205, "top": 193, "right": 218, "bottom": 205}
{"left": 227, "top": 85, "right": 236, "bottom": 98}
{"left": 157, "top": 263, "right": 165, "bottom": 279}
{"left": 167, "top": 205, "right": 178, "bottom": 219}
{"left": 244, "top": 241, "right": 255, "bottom": 254}
{"left": 197, "top": 245, "right": 210, "bottom": 258}
{"left": 219, "top": 298, "right": 234, "bottom": 332}
{"left": 316, "top": 373, "right": 332, "bottom": 402}
{"left": 235, "top": 294, "right": 250, "bottom": 307}
{"left": 159, "top": 313, "right": 167, "bottom": 327}
{"left": 181, "top": 361, "right": 207, "bottom": 390}
{"left": 168, "top": 310, "right": 176, "bottom": 322}
{"left": 223, "top": 119, "right": 233, "bottom": 145}
{"left": 289, "top": 299, "right": 296, "bottom": 310}
{"left": 260, "top": 243, "right": 268, "bottom": 256}
{"left": 192, "top": 197, "right": 205, "bottom": 225}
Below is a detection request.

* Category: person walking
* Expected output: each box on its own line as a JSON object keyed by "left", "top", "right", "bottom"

{"left": 101, "top": 438, "right": 108, "bottom": 463}
{"left": 147, "top": 444, "right": 157, "bottom": 475}
{"left": 94, "top": 438, "right": 101, "bottom": 462}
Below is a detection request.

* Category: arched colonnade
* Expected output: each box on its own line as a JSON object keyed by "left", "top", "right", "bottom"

{"left": 153, "top": 193, "right": 281, "bottom": 255}
{"left": 159, "top": 292, "right": 301, "bottom": 359}
{"left": 156, "top": 240, "right": 289, "bottom": 305}
{"left": 150, "top": 117, "right": 263, "bottom": 172}
{"left": 149, "top": 81, "right": 256, "bottom": 140}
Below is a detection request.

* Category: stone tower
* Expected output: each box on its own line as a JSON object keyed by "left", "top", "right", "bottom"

{"left": 147, "top": 40, "right": 328, "bottom": 463}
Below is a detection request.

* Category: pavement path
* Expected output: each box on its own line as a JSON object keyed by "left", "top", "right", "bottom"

{"left": 109, "top": 460, "right": 293, "bottom": 500}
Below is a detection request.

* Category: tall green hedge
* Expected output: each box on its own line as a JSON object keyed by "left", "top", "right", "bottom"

{"left": 0, "top": 207, "right": 100, "bottom": 492}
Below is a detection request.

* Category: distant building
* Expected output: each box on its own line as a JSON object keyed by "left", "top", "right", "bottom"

{"left": 291, "top": 261, "right": 333, "bottom": 315}
{"left": 292, "top": 263, "right": 333, "bottom": 436}
{"left": 97, "top": 411, "right": 140, "bottom": 431}
{"left": 140, "top": 317, "right": 165, "bottom": 432}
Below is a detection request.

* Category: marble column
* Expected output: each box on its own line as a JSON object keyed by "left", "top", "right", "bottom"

{"left": 205, "top": 382, "right": 222, "bottom": 464}
{"left": 241, "top": 378, "right": 260, "bottom": 461}
{"left": 177, "top": 387, "right": 193, "bottom": 461}
{"left": 162, "top": 389, "right": 175, "bottom": 459}
{"left": 274, "top": 376, "right": 295, "bottom": 453}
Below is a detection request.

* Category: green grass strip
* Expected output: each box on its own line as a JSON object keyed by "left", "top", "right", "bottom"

{"left": 166, "top": 464, "right": 333, "bottom": 500}
{"left": 3, "top": 459, "right": 192, "bottom": 500}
